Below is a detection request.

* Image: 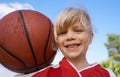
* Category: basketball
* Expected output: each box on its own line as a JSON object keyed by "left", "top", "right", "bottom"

{"left": 0, "top": 10, "right": 56, "bottom": 74}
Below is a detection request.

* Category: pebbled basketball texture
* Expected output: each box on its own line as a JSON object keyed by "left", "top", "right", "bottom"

{"left": 0, "top": 10, "right": 56, "bottom": 74}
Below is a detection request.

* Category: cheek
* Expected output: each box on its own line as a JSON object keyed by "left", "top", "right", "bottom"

{"left": 79, "top": 34, "right": 90, "bottom": 44}
{"left": 56, "top": 38, "right": 63, "bottom": 47}
{"left": 83, "top": 35, "right": 92, "bottom": 45}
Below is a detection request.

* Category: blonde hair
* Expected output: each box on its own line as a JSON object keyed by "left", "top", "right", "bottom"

{"left": 54, "top": 7, "right": 93, "bottom": 42}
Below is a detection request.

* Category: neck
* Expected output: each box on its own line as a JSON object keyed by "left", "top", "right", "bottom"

{"left": 67, "top": 56, "right": 90, "bottom": 70}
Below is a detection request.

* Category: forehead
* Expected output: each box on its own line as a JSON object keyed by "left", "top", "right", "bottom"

{"left": 56, "top": 20, "right": 85, "bottom": 31}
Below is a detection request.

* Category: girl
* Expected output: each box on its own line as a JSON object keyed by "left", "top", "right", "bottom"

{"left": 16, "top": 7, "right": 116, "bottom": 77}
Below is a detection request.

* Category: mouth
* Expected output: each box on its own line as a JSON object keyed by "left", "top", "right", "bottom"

{"left": 65, "top": 43, "right": 80, "bottom": 48}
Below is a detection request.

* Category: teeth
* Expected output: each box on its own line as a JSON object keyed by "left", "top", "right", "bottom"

{"left": 69, "top": 45, "right": 74, "bottom": 48}
{"left": 67, "top": 44, "right": 75, "bottom": 48}
{"left": 66, "top": 44, "right": 80, "bottom": 48}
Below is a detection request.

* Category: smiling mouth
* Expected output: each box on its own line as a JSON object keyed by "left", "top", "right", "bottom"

{"left": 65, "top": 44, "right": 80, "bottom": 48}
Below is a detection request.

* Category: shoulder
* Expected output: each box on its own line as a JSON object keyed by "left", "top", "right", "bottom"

{"left": 14, "top": 64, "right": 61, "bottom": 77}
{"left": 81, "top": 63, "right": 116, "bottom": 77}
{"left": 104, "top": 68, "right": 116, "bottom": 77}
{"left": 93, "top": 64, "right": 116, "bottom": 77}
{"left": 32, "top": 64, "right": 61, "bottom": 77}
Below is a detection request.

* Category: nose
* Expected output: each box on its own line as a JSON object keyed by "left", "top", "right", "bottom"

{"left": 66, "top": 31, "right": 74, "bottom": 41}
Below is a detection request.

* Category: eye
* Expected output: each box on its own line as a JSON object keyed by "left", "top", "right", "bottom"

{"left": 74, "top": 29, "right": 83, "bottom": 32}
{"left": 58, "top": 31, "right": 66, "bottom": 35}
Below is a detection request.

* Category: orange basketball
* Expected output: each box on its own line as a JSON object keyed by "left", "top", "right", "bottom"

{"left": 0, "top": 10, "right": 56, "bottom": 74}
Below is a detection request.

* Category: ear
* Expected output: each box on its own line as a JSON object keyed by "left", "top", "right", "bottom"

{"left": 52, "top": 37, "right": 58, "bottom": 51}
{"left": 88, "top": 32, "right": 93, "bottom": 45}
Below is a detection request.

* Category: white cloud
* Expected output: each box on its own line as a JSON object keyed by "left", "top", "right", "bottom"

{"left": 0, "top": 2, "right": 35, "bottom": 18}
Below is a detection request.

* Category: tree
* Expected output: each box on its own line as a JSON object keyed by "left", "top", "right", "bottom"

{"left": 101, "top": 34, "right": 120, "bottom": 77}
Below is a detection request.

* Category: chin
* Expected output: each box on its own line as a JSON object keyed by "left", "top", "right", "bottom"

{"left": 66, "top": 55, "right": 79, "bottom": 60}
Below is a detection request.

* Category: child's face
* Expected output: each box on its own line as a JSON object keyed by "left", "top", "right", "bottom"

{"left": 56, "top": 22, "right": 93, "bottom": 60}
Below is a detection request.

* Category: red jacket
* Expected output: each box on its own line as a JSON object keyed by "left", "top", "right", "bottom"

{"left": 32, "top": 58, "right": 116, "bottom": 77}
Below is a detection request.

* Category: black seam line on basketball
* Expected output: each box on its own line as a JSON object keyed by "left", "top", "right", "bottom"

{"left": 7, "top": 51, "right": 56, "bottom": 70}
{"left": 0, "top": 51, "right": 57, "bottom": 71}
{"left": 18, "top": 11, "right": 39, "bottom": 71}
{"left": 4, "top": 60, "right": 46, "bottom": 70}
{"left": 43, "top": 19, "right": 51, "bottom": 65}
{"left": 16, "top": 51, "right": 56, "bottom": 70}
{"left": 48, "top": 50, "right": 56, "bottom": 63}
{"left": 44, "top": 23, "right": 56, "bottom": 64}
{"left": 0, "top": 45, "right": 28, "bottom": 69}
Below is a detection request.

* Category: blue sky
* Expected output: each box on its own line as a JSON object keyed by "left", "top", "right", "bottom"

{"left": 0, "top": 0, "right": 120, "bottom": 77}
